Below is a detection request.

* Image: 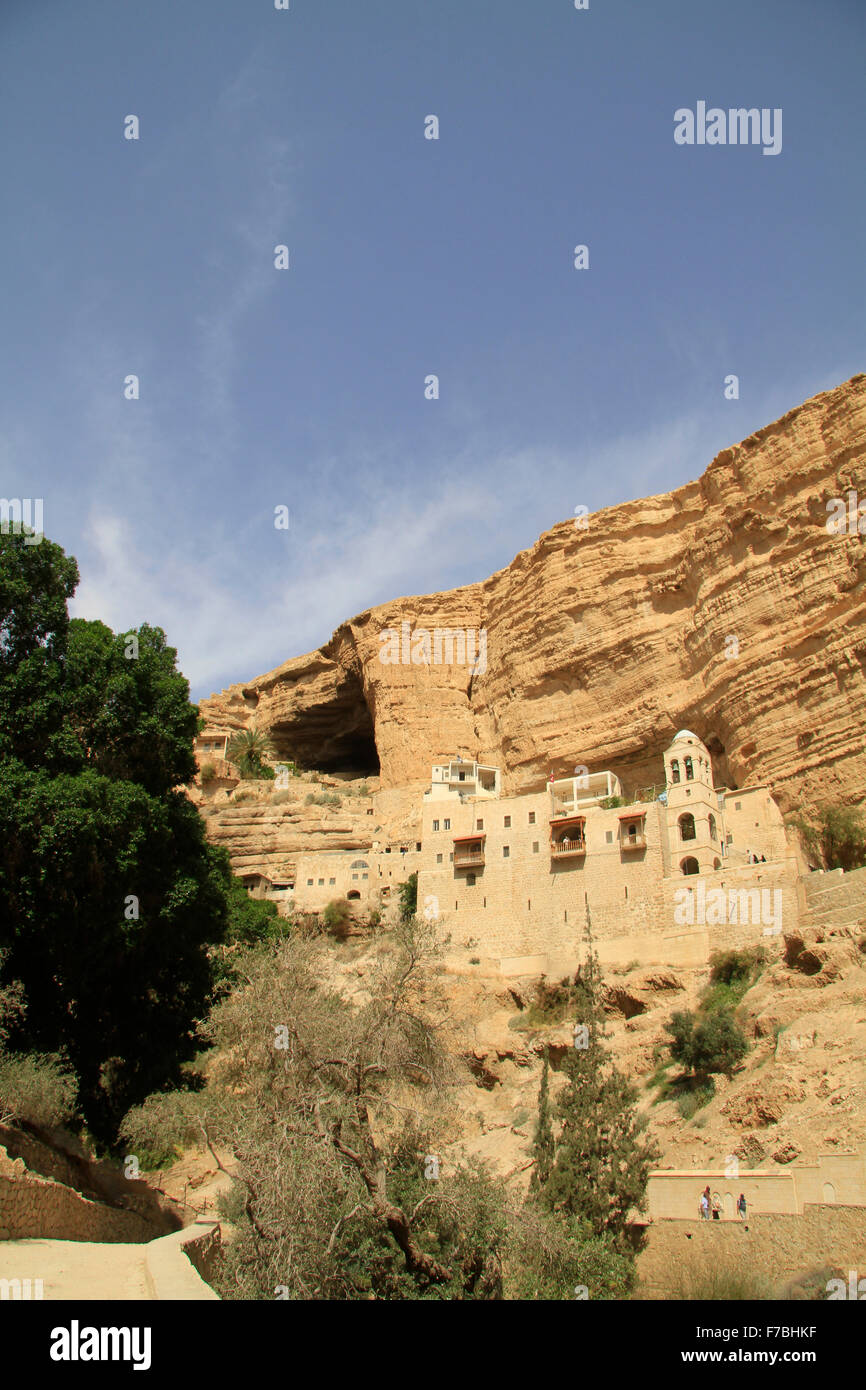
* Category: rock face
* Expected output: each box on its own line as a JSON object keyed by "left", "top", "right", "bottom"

{"left": 200, "top": 375, "right": 866, "bottom": 810}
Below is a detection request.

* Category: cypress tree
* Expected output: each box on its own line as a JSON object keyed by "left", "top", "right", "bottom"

{"left": 538, "top": 907, "right": 659, "bottom": 1249}
{"left": 530, "top": 1046, "right": 555, "bottom": 1190}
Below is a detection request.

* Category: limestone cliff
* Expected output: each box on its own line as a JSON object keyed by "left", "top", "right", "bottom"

{"left": 200, "top": 375, "right": 866, "bottom": 811}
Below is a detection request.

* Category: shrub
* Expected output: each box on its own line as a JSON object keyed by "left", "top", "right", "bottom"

{"left": 271, "top": 790, "right": 293, "bottom": 805}
{"left": 709, "top": 947, "right": 767, "bottom": 987}
{"left": 702, "top": 947, "right": 766, "bottom": 1012}
{"left": 119, "top": 1090, "right": 208, "bottom": 1168}
{"left": 200, "top": 761, "right": 217, "bottom": 783}
{"left": 504, "top": 1205, "right": 634, "bottom": 1300}
{"left": 0, "top": 1052, "right": 78, "bottom": 1128}
{"left": 667, "top": 1253, "right": 776, "bottom": 1300}
{"left": 666, "top": 1009, "right": 748, "bottom": 1076}
{"left": 525, "top": 972, "right": 593, "bottom": 1027}
{"left": 676, "top": 1082, "right": 714, "bottom": 1120}
{"left": 322, "top": 899, "right": 352, "bottom": 941}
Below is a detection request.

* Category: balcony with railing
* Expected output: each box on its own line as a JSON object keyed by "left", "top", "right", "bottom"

{"left": 618, "top": 811, "right": 647, "bottom": 851}
{"left": 453, "top": 835, "right": 485, "bottom": 868}
{"left": 549, "top": 816, "right": 586, "bottom": 859}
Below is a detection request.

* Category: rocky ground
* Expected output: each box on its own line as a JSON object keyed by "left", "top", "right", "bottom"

{"left": 204, "top": 910, "right": 864, "bottom": 1189}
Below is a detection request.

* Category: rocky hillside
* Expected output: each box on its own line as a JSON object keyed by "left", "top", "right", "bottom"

{"left": 200, "top": 375, "right": 866, "bottom": 812}
{"left": 308, "top": 868, "right": 866, "bottom": 1184}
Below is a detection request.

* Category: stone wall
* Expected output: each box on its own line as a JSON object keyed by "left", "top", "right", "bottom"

{"left": 636, "top": 1205, "right": 866, "bottom": 1296}
{"left": 647, "top": 1151, "right": 866, "bottom": 1220}
{"left": 144, "top": 1222, "right": 221, "bottom": 1300}
{"left": 0, "top": 1148, "right": 157, "bottom": 1244}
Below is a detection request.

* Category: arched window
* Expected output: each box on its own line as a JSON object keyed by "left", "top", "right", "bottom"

{"left": 670, "top": 759, "right": 681, "bottom": 784}
{"left": 347, "top": 889, "right": 361, "bottom": 901}
{"left": 678, "top": 812, "right": 696, "bottom": 841}
{"left": 713, "top": 857, "right": 721, "bottom": 870}
{"left": 684, "top": 756, "right": 694, "bottom": 781}
{"left": 680, "top": 857, "right": 700, "bottom": 876}
{"left": 708, "top": 813, "right": 717, "bottom": 841}
{"left": 350, "top": 859, "right": 369, "bottom": 870}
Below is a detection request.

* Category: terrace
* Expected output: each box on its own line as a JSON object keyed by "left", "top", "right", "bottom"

{"left": 550, "top": 770, "right": 621, "bottom": 817}
{"left": 425, "top": 759, "right": 501, "bottom": 801}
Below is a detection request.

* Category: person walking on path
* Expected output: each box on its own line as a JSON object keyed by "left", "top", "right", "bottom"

{"left": 737, "top": 1193, "right": 747, "bottom": 1220}
{"left": 712, "top": 1192, "right": 722, "bottom": 1221}
{"left": 700, "top": 1187, "right": 710, "bottom": 1220}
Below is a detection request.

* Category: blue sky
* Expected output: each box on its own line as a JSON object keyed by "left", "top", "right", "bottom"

{"left": 1, "top": 0, "right": 863, "bottom": 700}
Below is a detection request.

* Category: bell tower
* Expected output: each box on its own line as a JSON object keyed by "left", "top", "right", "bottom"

{"left": 664, "top": 730, "right": 723, "bottom": 875}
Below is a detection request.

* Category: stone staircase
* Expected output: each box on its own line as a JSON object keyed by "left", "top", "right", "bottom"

{"left": 802, "top": 865, "right": 866, "bottom": 933}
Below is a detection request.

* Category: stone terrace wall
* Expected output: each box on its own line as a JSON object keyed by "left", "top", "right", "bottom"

{"left": 637, "top": 1206, "right": 866, "bottom": 1296}
{"left": 647, "top": 1152, "right": 866, "bottom": 1219}
{"left": 0, "top": 1152, "right": 155, "bottom": 1244}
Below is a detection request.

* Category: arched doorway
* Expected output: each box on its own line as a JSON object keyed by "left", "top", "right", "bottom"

{"left": 680, "top": 857, "right": 700, "bottom": 876}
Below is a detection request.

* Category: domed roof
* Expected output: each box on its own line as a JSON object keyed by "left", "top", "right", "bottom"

{"left": 668, "top": 729, "right": 705, "bottom": 748}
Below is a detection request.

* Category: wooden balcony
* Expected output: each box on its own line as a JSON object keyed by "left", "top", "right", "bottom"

{"left": 549, "top": 814, "right": 586, "bottom": 859}
{"left": 453, "top": 836, "right": 485, "bottom": 869}
{"left": 620, "top": 833, "right": 647, "bottom": 851}
{"left": 550, "top": 836, "right": 586, "bottom": 859}
{"left": 618, "top": 811, "right": 647, "bottom": 852}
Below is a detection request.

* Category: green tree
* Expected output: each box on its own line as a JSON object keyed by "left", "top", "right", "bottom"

{"left": 0, "top": 530, "right": 79, "bottom": 770}
{"left": 398, "top": 872, "right": 418, "bottom": 922}
{"left": 790, "top": 804, "right": 866, "bottom": 872}
{"left": 530, "top": 1047, "right": 555, "bottom": 1190}
{"left": 0, "top": 530, "right": 228, "bottom": 1139}
{"left": 537, "top": 912, "right": 659, "bottom": 1249}
{"left": 666, "top": 1008, "right": 748, "bottom": 1077}
{"left": 209, "top": 876, "right": 284, "bottom": 992}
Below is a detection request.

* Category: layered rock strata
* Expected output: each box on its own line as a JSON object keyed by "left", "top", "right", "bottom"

{"left": 200, "top": 376, "right": 866, "bottom": 811}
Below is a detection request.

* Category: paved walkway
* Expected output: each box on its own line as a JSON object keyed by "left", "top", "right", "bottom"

{"left": 0, "top": 1237, "right": 152, "bottom": 1299}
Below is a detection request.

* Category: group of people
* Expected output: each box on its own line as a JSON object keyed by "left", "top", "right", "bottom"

{"left": 746, "top": 852, "right": 767, "bottom": 864}
{"left": 700, "top": 1186, "right": 747, "bottom": 1221}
